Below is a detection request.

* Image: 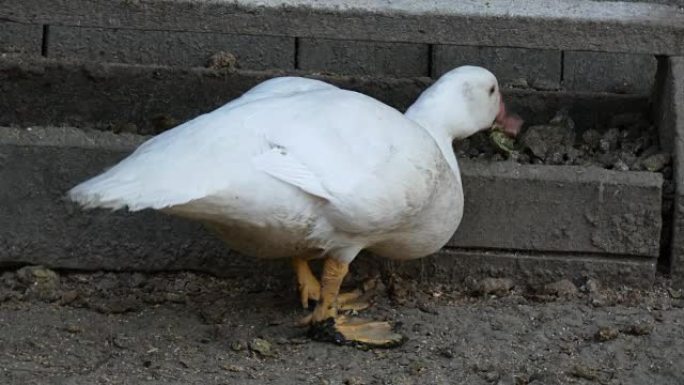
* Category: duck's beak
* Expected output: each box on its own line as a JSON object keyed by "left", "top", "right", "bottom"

{"left": 493, "top": 99, "right": 523, "bottom": 137}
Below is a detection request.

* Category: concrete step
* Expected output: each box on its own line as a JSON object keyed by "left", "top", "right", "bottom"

{"left": 0, "top": 126, "right": 661, "bottom": 287}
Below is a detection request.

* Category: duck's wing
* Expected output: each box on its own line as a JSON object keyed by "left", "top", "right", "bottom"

{"left": 252, "top": 90, "right": 444, "bottom": 234}
{"left": 68, "top": 77, "right": 339, "bottom": 211}
{"left": 69, "top": 88, "right": 443, "bottom": 236}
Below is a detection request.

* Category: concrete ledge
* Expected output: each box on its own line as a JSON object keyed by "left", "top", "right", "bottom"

{"left": 0, "top": 126, "right": 661, "bottom": 287}
{"left": 2, "top": 0, "right": 684, "bottom": 55}
{"left": 563, "top": 51, "right": 657, "bottom": 94}
{"left": 49, "top": 26, "right": 295, "bottom": 70}
{"left": 297, "top": 38, "right": 429, "bottom": 78}
{"left": 453, "top": 161, "right": 662, "bottom": 257}
{"left": 367, "top": 250, "right": 656, "bottom": 289}
{"left": 0, "top": 57, "right": 650, "bottom": 133}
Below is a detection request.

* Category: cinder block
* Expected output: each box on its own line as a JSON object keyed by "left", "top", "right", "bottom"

{"left": 0, "top": 21, "right": 42, "bottom": 55}
{"left": 452, "top": 160, "right": 662, "bottom": 257}
{"left": 298, "top": 38, "right": 429, "bottom": 77}
{"left": 433, "top": 45, "right": 561, "bottom": 89}
{"left": 49, "top": 26, "right": 295, "bottom": 70}
{"left": 563, "top": 51, "right": 657, "bottom": 94}
{"left": 655, "top": 56, "right": 684, "bottom": 288}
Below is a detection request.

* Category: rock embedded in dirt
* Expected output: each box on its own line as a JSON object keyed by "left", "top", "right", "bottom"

{"left": 622, "top": 322, "right": 654, "bottom": 336}
{"left": 517, "top": 110, "right": 575, "bottom": 163}
{"left": 581, "top": 129, "right": 602, "bottom": 150}
{"left": 581, "top": 278, "right": 601, "bottom": 294}
{"left": 16, "top": 265, "right": 61, "bottom": 302}
{"left": 600, "top": 128, "right": 621, "bottom": 153}
{"left": 344, "top": 377, "right": 365, "bottom": 385}
{"left": 595, "top": 326, "right": 620, "bottom": 342}
{"left": 519, "top": 124, "right": 574, "bottom": 161}
{"left": 200, "top": 299, "right": 228, "bottom": 324}
{"left": 640, "top": 153, "right": 671, "bottom": 172}
{"left": 473, "top": 278, "right": 515, "bottom": 296}
{"left": 59, "top": 290, "right": 79, "bottom": 305}
{"left": 407, "top": 359, "right": 429, "bottom": 375}
{"left": 569, "top": 364, "right": 601, "bottom": 382}
{"left": 543, "top": 279, "right": 578, "bottom": 297}
{"left": 206, "top": 51, "right": 238, "bottom": 71}
{"left": 221, "top": 363, "right": 244, "bottom": 372}
{"left": 249, "top": 338, "right": 275, "bottom": 357}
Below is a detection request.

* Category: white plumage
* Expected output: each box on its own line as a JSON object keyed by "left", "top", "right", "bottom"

{"left": 69, "top": 66, "right": 508, "bottom": 264}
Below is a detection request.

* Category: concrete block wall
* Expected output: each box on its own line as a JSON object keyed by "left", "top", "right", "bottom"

{"left": 0, "top": 21, "right": 43, "bottom": 55}
{"left": 0, "top": 20, "right": 658, "bottom": 94}
{"left": 48, "top": 27, "right": 296, "bottom": 70}
{"left": 0, "top": 125, "right": 662, "bottom": 288}
{"left": 1, "top": 0, "right": 682, "bottom": 288}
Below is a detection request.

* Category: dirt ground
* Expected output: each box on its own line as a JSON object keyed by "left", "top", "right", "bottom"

{"left": 1, "top": 266, "right": 683, "bottom": 385}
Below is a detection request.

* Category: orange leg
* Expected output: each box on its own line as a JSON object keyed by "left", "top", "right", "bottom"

{"left": 292, "top": 256, "right": 374, "bottom": 311}
{"left": 307, "top": 258, "right": 405, "bottom": 348}
{"left": 292, "top": 256, "right": 321, "bottom": 309}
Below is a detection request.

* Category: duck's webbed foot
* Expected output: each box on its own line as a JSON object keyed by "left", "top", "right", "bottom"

{"left": 304, "top": 258, "right": 405, "bottom": 348}
{"left": 309, "top": 316, "right": 405, "bottom": 348}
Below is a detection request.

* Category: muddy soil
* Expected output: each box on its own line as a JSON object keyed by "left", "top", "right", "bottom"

{"left": 455, "top": 110, "right": 671, "bottom": 173}
{"left": 1, "top": 267, "right": 683, "bottom": 385}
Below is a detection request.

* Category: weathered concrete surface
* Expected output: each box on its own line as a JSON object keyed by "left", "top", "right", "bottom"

{"left": 656, "top": 57, "right": 684, "bottom": 288}
{"left": 0, "top": 57, "right": 650, "bottom": 134}
{"left": 452, "top": 161, "right": 662, "bottom": 257}
{"left": 0, "top": 126, "right": 661, "bottom": 287}
{"left": 0, "top": 21, "right": 42, "bottom": 55}
{"left": 49, "top": 26, "right": 295, "bottom": 70}
{"left": 0, "top": 128, "right": 245, "bottom": 275}
{"left": 433, "top": 46, "right": 561, "bottom": 90}
{"left": 2, "top": 0, "right": 684, "bottom": 55}
{"left": 563, "top": 51, "right": 657, "bottom": 94}
{"left": 367, "top": 250, "right": 656, "bottom": 289}
{"left": 297, "top": 38, "right": 428, "bottom": 77}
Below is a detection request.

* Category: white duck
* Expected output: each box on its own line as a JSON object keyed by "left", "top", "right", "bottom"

{"left": 69, "top": 66, "right": 520, "bottom": 347}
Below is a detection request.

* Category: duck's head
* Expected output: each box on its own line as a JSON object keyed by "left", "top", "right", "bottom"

{"left": 405, "top": 66, "right": 522, "bottom": 141}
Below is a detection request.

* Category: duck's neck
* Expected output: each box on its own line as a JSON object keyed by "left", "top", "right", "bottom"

{"left": 404, "top": 86, "right": 474, "bottom": 183}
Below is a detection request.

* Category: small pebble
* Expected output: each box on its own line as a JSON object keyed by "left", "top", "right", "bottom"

{"left": 249, "top": 338, "right": 275, "bottom": 357}
{"left": 345, "top": 377, "right": 365, "bottom": 385}
{"left": 544, "top": 279, "right": 578, "bottom": 297}
{"left": 474, "top": 278, "right": 514, "bottom": 296}
{"left": 583, "top": 278, "right": 601, "bottom": 294}
{"left": 221, "top": 363, "right": 244, "bottom": 372}
{"left": 613, "top": 159, "right": 630, "bottom": 171}
{"left": 595, "top": 326, "right": 620, "bottom": 342}
{"left": 60, "top": 290, "right": 79, "bottom": 305}
{"left": 622, "top": 323, "right": 653, "bottom": 336}
{"left": 206, "top": 51, "right": 238, "bottom": 71}
{"left": 569, "top": 364, "right": 600, "bottom": 381}
{"left": 641, "top": 153, "right": 671, "bottom": 172}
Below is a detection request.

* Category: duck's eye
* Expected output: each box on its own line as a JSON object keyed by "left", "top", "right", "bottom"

{"left": 489, "top": 85, "right": 496, "bottom": 96}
